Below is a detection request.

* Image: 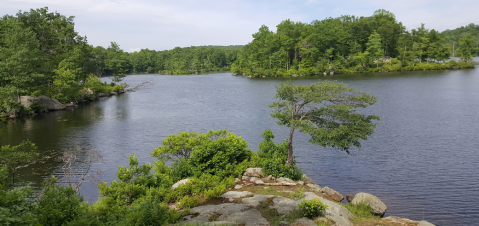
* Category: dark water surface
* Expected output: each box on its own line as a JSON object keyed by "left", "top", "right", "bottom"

{"left": 2, "top": 68, "right": 479, "bottom": 225}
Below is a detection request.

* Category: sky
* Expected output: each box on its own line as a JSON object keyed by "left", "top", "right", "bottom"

{"left": 1, "top": 0, "right": 478, "bottom": 52}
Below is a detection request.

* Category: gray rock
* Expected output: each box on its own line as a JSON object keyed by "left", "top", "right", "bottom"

{"left": 384, "top": 216, "right": 435, "bottom": 226}
{"left": 303, "top": 192, "right": 354, "bottom": 226}
{"left": 254, "top": 179, "right": 265, "bottom": 185}
{"left": 302, "top": 174, "right": 316, "bottom": 185}
{"left": 278, "top": 221, "right": 290, "bottom": 226}
{"left": 272, "top": 196, "right": 301, "bottom": 215}
{"left": 244, "top": 168, "right": 263, "bottom": 177}
{"left": 294, "top": 217, "right": 317, "bottom": 226}
{"left": 235, "top": 178, "right": 241, "bottom": 183}
{"left": 306, "top": 184, "right": 322, "bottom": 192}
{"left": 297, "top": 181, "right": 304, "bottom": 185}
{"left": 351, "top": 192, "right": 387, "bottom": 217}
{"left": 242, "top": 195, "right": 275, "bottom": 208}
{"left": 346, "top": 194, "right": 355, "bottom": 202}
{"left": 206, "top": 221, "right": 238, "bottom": 225}
{"left": 277, "top": 177, "right": 294, "bottom": 184}
{"left": 221, "top": 191, "right": 254, "bottom": 199}
{"left": 218, "top": 209, "right": 269, "bottom": 226}
{"left": 267, "top": 175, "right": 273, "bottom": 180}
{"left": 171, "top": 178, "right": 191, "bottom": 189}
{"left": 242, "top": 176, "right": 249, "bottom": 180}
{"left": 250, "top": 177, "right": 258, "bottom": 182}
{"left": 20, "top": 96, "right": 65, "bottom": 111}
{"left": 234, "top": 185, "right": 243, "bottom": 189}
{"left": 320, "top": 187, "right": 344, "bottom": 202}
{"left": 418, "top": 220, "right": 436, "bottom": 226}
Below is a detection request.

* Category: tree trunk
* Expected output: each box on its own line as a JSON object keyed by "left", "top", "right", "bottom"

{"left": 286, "top": 124, "right": 295, "bottom": 165}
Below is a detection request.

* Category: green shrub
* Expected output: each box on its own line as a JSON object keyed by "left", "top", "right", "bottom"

{"left": 258, "top": 130, "right": 303, "bottom": 180}
{"left": 298, "top": 199, "right": 328, "bottom": 219}
{"left": 205, "top": 184, "right": 226, "bottom": 200}
{"left": 36, "top": 177, "right": 88, "bottom": 226}
{"left": 293, "top": 187, "right": 304, "bottom": 199}
{"left": 179, "top": 195, "right": 199, "bottom": 208}
{"left": 188, "top": 130, "right": 250, "bottom": 176}
{"left": 124, "top": 200, "right": 182, "bottom": 226}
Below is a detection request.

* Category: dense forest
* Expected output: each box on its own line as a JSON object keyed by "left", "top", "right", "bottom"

{"left": 232, "top": 10, "right": 478, "bottom": 77}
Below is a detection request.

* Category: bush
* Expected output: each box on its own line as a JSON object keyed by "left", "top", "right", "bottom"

{"left": 36, "top": 177, "right": 88, "bottom": 226}
{"left": 298, "top": 199, "right": 328, "bottom": 219}
{"left": 258, "top": 130, "right": 303, "bottom": 180}
{"left": 293, "top": 187, "right": 304, "bottom": 199}
{"left": 188, "top": 130, "right": 250, "bottom": 176}
{"left": 179, "top": 195, "right": 199, "bottom": 208}
{"left": 124, "top": 201, "right": 182, "bottom": 226}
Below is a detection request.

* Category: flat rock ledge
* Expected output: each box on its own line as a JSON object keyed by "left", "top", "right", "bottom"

{"left": 180, "top": 192, "right": 354, "bottom": 226}
{"left": 384, "top": 216, "right": 436, "bottom": 226}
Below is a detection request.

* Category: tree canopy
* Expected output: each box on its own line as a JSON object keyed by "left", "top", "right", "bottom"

{"left": 270, "top": 81, "right": 380, "bottom": 164}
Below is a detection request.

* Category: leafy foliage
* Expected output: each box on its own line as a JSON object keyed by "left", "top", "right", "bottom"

{"left": 0, "top": 140, "right": 39, "bottom": 186}
{"left": 270, "top": 81, "right": 380, "bottom": 163}
{"left": 298, "top": 198, "right": 328, "bottom": 218}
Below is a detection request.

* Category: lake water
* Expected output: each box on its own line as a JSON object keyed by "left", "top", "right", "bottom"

{"left": 1, "top": 68, "right": 479, "bottom": 225}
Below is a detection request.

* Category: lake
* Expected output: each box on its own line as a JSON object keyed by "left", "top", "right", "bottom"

{"left": 1, "top": 68, "right": 479, "bottom": 225}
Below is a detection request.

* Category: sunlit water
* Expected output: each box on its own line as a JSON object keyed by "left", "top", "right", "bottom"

{"left": 2, "top": 67, "right": 479, "bottom": 225}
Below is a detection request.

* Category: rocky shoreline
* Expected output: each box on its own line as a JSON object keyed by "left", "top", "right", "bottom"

{"left": 171, "top": 168, "right": 435, "bottom": 226}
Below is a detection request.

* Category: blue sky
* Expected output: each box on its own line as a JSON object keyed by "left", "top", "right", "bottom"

{"left": 1, "top": 0, "right": 478, "bottom": 52}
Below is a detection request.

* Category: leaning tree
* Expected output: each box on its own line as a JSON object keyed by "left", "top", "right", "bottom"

{"left": 270, "top": 80, "right": 380, "bottom": 164}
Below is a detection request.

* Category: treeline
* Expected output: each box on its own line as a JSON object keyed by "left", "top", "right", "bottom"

{"left": 0, "top": 7, "right": 240, "bottom": 117}
{"left": 442, "top": 23, "right": 479, "bottom": 56}
{"left": 0, "top": 7, "right": 128, "bottom": 110}
{"left": 128, "top": 47, "right": 241, "bottom": 75}
{"left": 232, "top": 9, "right": 478, "bottom": 77}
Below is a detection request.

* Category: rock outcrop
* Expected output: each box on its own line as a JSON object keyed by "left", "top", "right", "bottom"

{"left": 351, "top": 192, "right": 387, "bottom": 217}
{"left": 384, "top": 216, "right": 435, "bottom": 226}
{"left": 244, "top": 168, "right": 263, "bottom": 177}
{"left": 320, "top": 186, "right": 344, "bottom": 202}
{"left": 20, "top": 96, "right": 65, "bottom": 111}
{"left": 171, "top": 178, "right": 191, "bottom": 189}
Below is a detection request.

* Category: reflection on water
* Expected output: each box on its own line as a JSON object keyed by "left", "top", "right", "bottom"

{"left": 1, "top": 68, "right": 479, "bottom": 225}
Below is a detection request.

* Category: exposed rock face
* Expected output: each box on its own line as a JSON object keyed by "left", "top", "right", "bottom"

{"left": 320, "top": 186, "right": 344, "bottom": 202}
{"left": 171, "top": 178, "right": 191, "bottom": 189}
{"left": 277, "top": 177, "right": 294, "bottom": 184}
{"left": 384, "top": 216, "right": 436, "bottom": 226}
{"left": 346, "top": 194, "right": 355, "bottom": 202}
{"left": 185, "top": 203, "right": 269, "bottom": 226}
{"left": 303, "top": 192, "right": 354, "bottom": 226}
{"left": 20, "top": 96, "right": 65, "bottom": 111}
{"left": 221, "top": 191, "right": 253, "bottom": 199}
{"left": 306, "top": 184, "right": 322, "bottom": 192}
{"left": 244, "top": 168, "right": 263, "bottom": 177}
{"left": 302, "top": 174, "right": 315, "bottom": 185}
{"left": 242, "top": 195, "right": 275, "bottom": 208}
{"left": 293, "top": 217, "right": 317, "bottom": 226}
{"left": 352, "top": 192, "right": 387, "bottom": 217}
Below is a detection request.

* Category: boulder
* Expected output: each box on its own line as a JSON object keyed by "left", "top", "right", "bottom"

{"left": 249, "top": 177, "right": 258, "bottom": 183}
{"left": 303, "top": 192, "right": 354, "bottom": 226}
{"left": 346, "top": 194, "right": 355, "bottom": 202}
{"left": 221, "top": 191, "right": 254, "bottom": 199}
{"left": 351, "top": 192, "right": 387, "bottom": 217}
{"left": 306, "top": 184, "right": 321, "bottom": 192}
{"left": 234, "top": 185, "right": 243, "bottom": 189}
{"left": 244, "top": 168, "right": 263, "bottom": 177}
{"left": 171, "top": 178, "right": 191, "bottom": 189}
{"left": 20, "top": 96, "right": 65, "bottom": 111}
{"left": 277, "top": 177, "right": 294, "bottom": 184}
{"left": 254, "top": 179, "right": 265, "bottom": 185}
{"left": 272, "top": 196, "right": 301, "bottom": 215}
{"left": 320, "top": 187, "right": 344, "bottom": 202}
{"left": 235, "top": 178, "right": 241, "bottom": 183}
{"left": 302, "top": 174, "right": 316, "bottom": 185}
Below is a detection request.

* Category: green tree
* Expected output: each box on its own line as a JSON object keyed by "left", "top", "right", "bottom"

{"left": 270, "top": 81, "right": 380, "bottom": 164}
{"left": 0, "top": 140, "right": 39, "bottom": 185}
{"left": 366, "top": 32, "right": 384, "bottom": 68}
{"left": 458, "top": 33, "right": 477, "bottom": 61}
